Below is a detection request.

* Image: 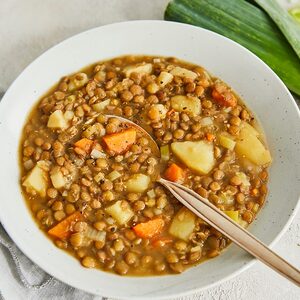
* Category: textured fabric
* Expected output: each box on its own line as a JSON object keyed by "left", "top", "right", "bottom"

{"left": 0, "top": 224, "right": 100, "bottom": 299}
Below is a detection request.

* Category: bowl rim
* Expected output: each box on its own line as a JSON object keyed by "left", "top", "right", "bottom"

{"left": 0, "top": 20, "right": 299, "bottom": 299}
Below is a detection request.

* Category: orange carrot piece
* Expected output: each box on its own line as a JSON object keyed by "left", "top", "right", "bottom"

{"left": 133, "top": 218, "right": 165, "bottom": 239}
{"left": 164, "top": 163, "right": 185, "bottom": 183}
{"left": 212, "top": 88, "right": 237, "bottom": 107}
{"left": 48, "top": 211, "right": 83, "bottom": 240}
{"left": 152, "top": 236, "right": 173, "bottom": 248}
{"left": 74, "top": 138, "right": 94, "bottom": 153}
{"left": 206, "top": 133, "right": 215, "bottom": 142}
{"left": 166, "top": 109, "right": 175, "bottom": 117}
{"left": 102, "top": 128, "right": 136, "bottom": 154}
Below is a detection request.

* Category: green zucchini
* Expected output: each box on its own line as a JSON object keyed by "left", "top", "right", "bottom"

{"left": 165, "top": 0, "right": 300, "bottom": 96}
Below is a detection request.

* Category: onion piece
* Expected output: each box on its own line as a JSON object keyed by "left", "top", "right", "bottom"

{"left": 90, "top": 148, "right": 106, "bottom": 159}
{"left": 200, "top": 117, "right": 213, "bottom": 126}
{"left": 84, "top": 226, "right": 106, "bottom": 242}
{"left": 147, "top": 189, "right": 156, "bottom": 199}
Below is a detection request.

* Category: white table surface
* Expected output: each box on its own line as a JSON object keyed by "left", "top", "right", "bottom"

{"left": 0, "top": 0, "right": 299, "bottom": 299}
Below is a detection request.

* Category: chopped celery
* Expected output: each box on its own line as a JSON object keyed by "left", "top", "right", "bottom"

{"left": 107, "top": 170, "right": 122, "bottom": 181}
{"left": 160, "top": 145, "right": 170, "bottom": 161}
{"left": 147, "top": 189, "right": 156, "bottom": 198}
{"left": 218, "top": 133, "right": 236, "bottom": 150}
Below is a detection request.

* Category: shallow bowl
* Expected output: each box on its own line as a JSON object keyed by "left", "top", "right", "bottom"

{"left": 0, "top": 20, "right": 299, "bottom": 299}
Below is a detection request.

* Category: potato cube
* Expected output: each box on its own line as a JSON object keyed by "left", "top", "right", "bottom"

{"left": 171, "top": 141, "right": 215, "bottom": 174}
{"left": 170, "top": 66, "right": 197, "bottom": 80}
{"left": 123, "top": 63, "right": 153, "bottom": 78}
{"left": 50, "top": 170, "right": 65, "bottom": 189}
{"left": 47, "top": 110, "right": 68, "bottom": 129}
{"left": 169, "top": 207, "right": 196, "bottom": 241}
{"left": 236, "top": 126, "right": 272, "bottom": 166}
{"left": 126, "top": 174, "right": 150, "bottom": 193}
{"left": 92, "top": 99, "right": 110, "bottom": 112}
{"left": 241, "top": 121, "right": 260, "bottom": 137}
{"left": 105, "top": 200, "right": 134, "bottom": 225}
{"left": 157, "top": 71, "right": 174, "bottom": 87}
{"left": 171, "top": 95, "right": 201, "bottom": 116}
{"left": 23, "top": 163, "right": 48, "bottom": 196}
{"left": 151, "top": 104, "right": 167, "bottom": 119}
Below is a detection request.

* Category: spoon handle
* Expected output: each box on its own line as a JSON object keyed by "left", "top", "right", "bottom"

{"left": 159, "top": 178, "right": 300, "bottom": 287}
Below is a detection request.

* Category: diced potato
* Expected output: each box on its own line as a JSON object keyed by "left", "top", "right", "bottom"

{"left": 152, "top": 104, "right": 167, "bottom": 119}
{"left": 92, "top": 99, "right": 110, "bottom": 112}
{"left": 171, "top": 141, "right": 215, "bottom": 174}
{"left": 147, "top": 82, "right": 160, "bottom": 94}
{"left": 224, "top": 211, "right": 239, "bottom": 222}
{"left": 218, "top": 133, "right": 236, "bottom": 150}
{"left": 171, "top": 95, "right": 201, "bottom": 116}
{"left": 241, "top": 121, "right": 260, "bottom": 137}
{"left": 23, "top": 163, "right": 48, "bottom": 196}
{"left": 105, "top": 200, "right": 134, "bottom": 225}
{"left": 64, "top": 110, "right": 74, "bottom": 121}
{"left": 47, "top": 110, "right": 68, "bottom": 129}
{"left": 68, "top": 73, "right": 89, "bottom": 91}
{"left": 50, "top": 170, "right": 65, "bottom": 189}
{"left": 170, "top": 66, "right": 197, "bottom": 80}
{"left": 236, "top": 127, "right": 272, "bottom": 166}
{"left": 169, "top": 207, "right": 196, "bottom": 241}
{"left": 126, "top": 174, "right": 150, "bottom": 193}
{"left": 123, "top": 63, "right": 153, "bottom": 78}
{"left": 157, "top": 71, "right": 174, "bottom": 87}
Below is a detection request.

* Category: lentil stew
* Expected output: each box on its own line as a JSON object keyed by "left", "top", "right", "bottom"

{"left": 20, "top": 55, "right": 271, "bottom": 276}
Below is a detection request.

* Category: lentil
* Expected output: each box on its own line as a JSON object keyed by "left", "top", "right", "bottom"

{"left": 20, "top": 55, "right": 270, "bottom": 277}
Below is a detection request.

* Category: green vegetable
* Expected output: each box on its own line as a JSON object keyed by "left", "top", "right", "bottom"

{"left": 289, "top": 7, "right": 300, "bottom": 24}
{"left": 165, "top": 0, "right": 300, "bottom": 96}
{"left": 107, "top": 170, "right": 122, "bottom": 181}
{"left": 254, "top": 0, "right": 300, "bottom": 59}
{"left": 160, "top": 145, "right": 170, "bottom": 161}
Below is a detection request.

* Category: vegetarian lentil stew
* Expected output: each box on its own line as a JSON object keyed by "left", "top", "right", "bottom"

{"left": 20, "top": 55, "right": 272, "bottom": 276}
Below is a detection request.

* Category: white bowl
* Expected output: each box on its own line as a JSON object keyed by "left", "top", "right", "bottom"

{"left": 0, "top": 20, "right": 299, "bottom": 299}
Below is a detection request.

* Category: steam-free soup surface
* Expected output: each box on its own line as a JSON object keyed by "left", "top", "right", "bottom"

{"left": 20, "top": 55, "right": 271, "bottom": 275}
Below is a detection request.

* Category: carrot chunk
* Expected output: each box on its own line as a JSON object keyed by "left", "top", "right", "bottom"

{"left": 48, "top": 211, "right": 83, "bottom": 240}
{"left": 74, "top": 138, "right": 94, "bottom": 153}
{"left": 164, "top": 163, "right": 185, "bottom": 183}
{"left": 102, "top": 128, "right": 136, "bottom": 154}
{"left": 133, "top": 218, "right": 165, "bottom": 239}
{"left": 205, "top": 133, "right": 215, "bottom": 142}
{"left": 212, "top": 83, "right": 237, "bottom": 107}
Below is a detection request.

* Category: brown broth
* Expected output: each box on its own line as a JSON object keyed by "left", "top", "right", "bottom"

{"left": 19, "top": 55, "right": 270, "bottom": 276}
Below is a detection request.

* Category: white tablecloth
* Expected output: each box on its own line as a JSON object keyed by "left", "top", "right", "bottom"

{"left": 0, "top": 1, "right": 299, "bottom": 299}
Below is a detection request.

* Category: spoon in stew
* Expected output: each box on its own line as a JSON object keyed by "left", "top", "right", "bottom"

{"left": 106, "top": 114, "right": 300, "bottom": 287}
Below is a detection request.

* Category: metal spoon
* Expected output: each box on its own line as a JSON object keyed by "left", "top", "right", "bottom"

{"left": 106, "top": 115, "right": 300, "bottom": 286}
